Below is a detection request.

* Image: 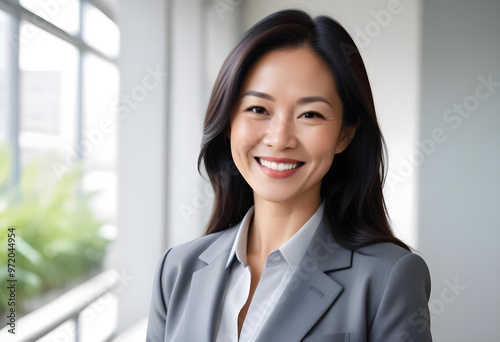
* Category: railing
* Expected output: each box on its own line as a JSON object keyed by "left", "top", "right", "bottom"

{"left": 0, "top": 269, "right": 119, "bottom": 342}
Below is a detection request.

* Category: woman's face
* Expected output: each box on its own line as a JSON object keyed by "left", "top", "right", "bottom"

{"left": 229, "top": 48, "right": 356, "bottom": 205}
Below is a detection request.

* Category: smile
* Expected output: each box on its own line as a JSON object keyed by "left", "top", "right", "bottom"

{"left": 255, "top": 157, "right": 305, "bottom": 178}
{"left": 258, "top": 158, "right": 302, "bottom": 171}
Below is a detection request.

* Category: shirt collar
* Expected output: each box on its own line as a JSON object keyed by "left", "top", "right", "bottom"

{"left": 225, "top": 202, "right": 325, "bottom": 271}
{"left": 225, "top": 206, "right": 254, "bottom": 268}
{"left": 279, "top": 201, "right": 324, "bottom": 271}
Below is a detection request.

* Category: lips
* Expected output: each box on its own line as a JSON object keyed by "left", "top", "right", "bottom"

{"left": 255, "top": 157, "right": 304, "bottom": 178}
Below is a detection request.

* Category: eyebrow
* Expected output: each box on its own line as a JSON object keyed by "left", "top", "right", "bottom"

{"left": 241, "top": 90, "right": 332, "bottom": 107}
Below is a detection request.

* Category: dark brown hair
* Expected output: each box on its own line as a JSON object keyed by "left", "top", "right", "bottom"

{"left": 198, "top": 9, "right": 410, "bottom": 251}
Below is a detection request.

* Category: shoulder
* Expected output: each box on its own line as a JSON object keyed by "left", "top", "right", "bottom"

{"left": 337, "top": 242, "right": 431, "bottom": 311}
{"left": 350, "top": 243, "right": 432, "bottom": 340}
{"left": 147, "top": 227, "right": 238, "bottom": 341}
{"left": 158, "top": 226, "right": 238, "bottom": 272}
{"left": 165, "top": 229, "right": 231, "bottom": 261}
{"left": 156, "top": 226, "right": 238, "bottom": 279}
{"left": 349, "top": 242, "right": 431, "bottom": 317}
{"left": 348, "top": 242, "right": 431, "bottom": 297}
{"left": 353, "top": 242, "right": 430, "bottom": 282}
{"left": 334, "top": 242, "right": 432, "bottom": 339}
{"left": 151, "top": 226, "right": 238, "bottom": 305}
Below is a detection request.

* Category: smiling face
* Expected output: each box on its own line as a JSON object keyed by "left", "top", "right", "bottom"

{"left": 229, "top": 48, "right": 356, "bottom": 206}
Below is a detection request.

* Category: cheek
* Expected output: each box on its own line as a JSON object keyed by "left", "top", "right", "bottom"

{"left": 310, "top": 141, "right": 336, "bottom": 178}
{"left": 302, "top": 129, "right": 339, "bottom": 163}
{"left": 230, "top": 118, "right": 262, "bottom": 154}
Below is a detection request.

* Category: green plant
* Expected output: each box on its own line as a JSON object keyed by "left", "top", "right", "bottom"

{"left": 0, "top": 144, "right": 110, "bottom": 315}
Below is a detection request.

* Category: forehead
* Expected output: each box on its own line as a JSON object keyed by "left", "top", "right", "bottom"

{"left": 239, "top": 47, "right": 337, "bottom": 95}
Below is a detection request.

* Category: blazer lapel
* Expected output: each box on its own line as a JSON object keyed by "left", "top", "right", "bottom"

{"left": 181, "top": 227, "right": 238, "bottom": 342}
{"left": 256, "top": 220, "right": 353, "bottom": 342}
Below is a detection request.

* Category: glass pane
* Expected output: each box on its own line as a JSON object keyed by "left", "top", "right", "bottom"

{"left": 19, "top": 22, "right": 78, "bottom": 172}
{"left": 0, "top": 9, "right": 12, "bottom": 197}
{"left": 20, "top": 0, "right": 80, "bottom": 35}
{"left": 83, "top": 3, "right": 119, "bottom": 58}
{"left": 82, "top": 53, "right": 119, "bottom": 222}
{"left": 7, "top": 23, "right": 112, "bottom": 325}
{"left": 0, "top": 10, "right": 10, "bottom": 142}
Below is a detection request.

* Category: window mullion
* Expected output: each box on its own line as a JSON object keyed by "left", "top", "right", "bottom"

{"left": 0, "top": 0, "right": 115, "bottom": 63}
{"left": 6, "top": 6, "right": 20, "bottom": 188}
{"left": 76, "top": 0, "right": 84, "bottom": 160}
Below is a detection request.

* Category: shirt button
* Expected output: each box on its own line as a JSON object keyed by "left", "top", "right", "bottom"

{"left": 272, "top": 254, "right": 282, "bottom": 262}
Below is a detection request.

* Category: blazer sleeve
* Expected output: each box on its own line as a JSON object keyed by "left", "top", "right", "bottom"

{"left": 369, "top": 253, "right": 433, "bottom": 342}
{"left": 146, "top": 249, "right": 171, "bottom": 342}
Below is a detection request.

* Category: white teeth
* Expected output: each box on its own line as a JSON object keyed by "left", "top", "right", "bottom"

{"left": 258, "top": 158, "right": 299, "bottom": 171}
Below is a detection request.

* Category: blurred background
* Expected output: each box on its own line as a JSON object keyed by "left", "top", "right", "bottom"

{"left": 0, "top": 0, "right": 498, "bottom": 341}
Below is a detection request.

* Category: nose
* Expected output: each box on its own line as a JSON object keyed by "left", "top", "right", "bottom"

{"left": 262, "top": 114, "right": 297, "bottom": 150}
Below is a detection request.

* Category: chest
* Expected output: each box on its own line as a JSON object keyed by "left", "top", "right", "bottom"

{"left": 237, "top": 253, "right": 265, "bottom": 335}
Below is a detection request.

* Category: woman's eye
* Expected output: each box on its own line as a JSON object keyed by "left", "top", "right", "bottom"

{"left": 300, "top": 112, "right": 324, "bottom": 119}
{"left": 248, "top": 106, "right": 267, "bottom": 114}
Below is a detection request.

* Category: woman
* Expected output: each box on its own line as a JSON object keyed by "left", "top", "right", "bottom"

{"left": 147, "top": 9, "right": 432, "bottom": 342}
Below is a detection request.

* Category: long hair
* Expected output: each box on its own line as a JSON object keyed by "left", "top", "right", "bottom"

{"left": 198, "top": 9, "right": 410, "bottom": 251}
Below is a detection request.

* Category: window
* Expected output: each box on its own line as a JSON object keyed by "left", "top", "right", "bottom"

{"left": 20, "top": 0, "right": 80, "bottom": 34}
{"left": 19, "top": 21, "right": 79, "bottom": 170}
{"left": 0, "top": 9, "right": 10, "bottom": 142}
{"left": 0, "top": 0, "right": 119, "bottom": 338}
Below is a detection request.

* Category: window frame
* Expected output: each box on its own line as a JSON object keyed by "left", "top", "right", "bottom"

{"left": 0, "top": 0, "right": 118, "bottom": 187}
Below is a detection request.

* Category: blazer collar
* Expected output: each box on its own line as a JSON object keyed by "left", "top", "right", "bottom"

{"left": 181, "top": 225, "right": 239, "bottom": 342}
{"left": 306, "top": 218, "right": 353, "bottom": 272}
{"left": 256, "top": 219, "right": 353, "bottom": 342}
{"left": 183, "top": 218, "right": 353, "bottom": 342}
{"left": 198, "top": 224, "right": 239, "bottom": 264}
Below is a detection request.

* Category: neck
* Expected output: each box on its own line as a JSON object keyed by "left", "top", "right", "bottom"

{"left": 247, "top": 191, "right": 322, "bottom": 258}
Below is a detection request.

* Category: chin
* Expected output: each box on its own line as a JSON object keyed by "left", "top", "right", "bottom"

{"left": 252, "top": 187, "right": 298, "bottom": 204}
{"left": 259, "top": 195, "right": 290, "bottom": 203}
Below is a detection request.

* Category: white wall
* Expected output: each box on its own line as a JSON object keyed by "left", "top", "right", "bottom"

{"left": 418, "top": 1, "right": 500, "bottom": 340}
{"left": 115, "top": 0, "right": 243, "bottom": 334}
{"left": 166, "top": 0, "right": 207, "bottom": 248}
{"left": 240, "top": 0, "right": 422, "bottom": 248}
{"left": 166, "top": 0, "right": 242, "bottom": 247}
{"left": 116, "top": 0, "right": 169, "bottom": 332}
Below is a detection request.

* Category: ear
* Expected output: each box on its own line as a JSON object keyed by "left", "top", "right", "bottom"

{"left": 334, "top": 116, "right": 360, "bottom": 154}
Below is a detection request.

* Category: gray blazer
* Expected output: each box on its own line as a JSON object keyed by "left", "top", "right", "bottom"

{"left": 146, "top": 219, "right": 432, "bottom": 342}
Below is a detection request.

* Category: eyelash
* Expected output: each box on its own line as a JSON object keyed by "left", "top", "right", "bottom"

{"left": 247, "top": 106, "right": 267, "bottom": 114}
{"left": 245, "top": 106, "right": 325, "bottom": 120}
{"left": 300, "top": 112, "right": 325, "bottom": 119}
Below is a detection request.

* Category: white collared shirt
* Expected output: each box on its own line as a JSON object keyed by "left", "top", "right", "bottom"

{"left": 214, "top": 202, "right": 325, "bottom": 341}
